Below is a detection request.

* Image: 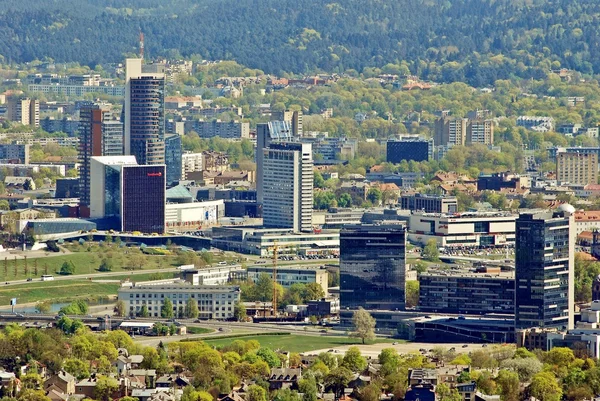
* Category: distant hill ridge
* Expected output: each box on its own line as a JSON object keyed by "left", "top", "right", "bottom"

{"left": 1, "top": 0, "right": 599, "bottom": 85}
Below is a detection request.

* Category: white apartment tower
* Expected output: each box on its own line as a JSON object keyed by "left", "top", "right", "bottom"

{"left": 262, "top": 142, "right": 313, "bottom": 232}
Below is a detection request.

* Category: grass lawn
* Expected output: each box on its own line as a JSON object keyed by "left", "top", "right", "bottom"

{"left": 187, "top": 327, "right": 214, "bottom": 335}
{"left": 0, "top": 280, "right": 120, "bottom": 305}
{"left": 203, "top": 334, "right": 399, "bottom": 353}
{"left": 1, "top": 243, "right": 182, "bottom": 281}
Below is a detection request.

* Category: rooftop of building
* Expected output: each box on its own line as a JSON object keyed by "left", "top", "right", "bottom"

{"left": 412, "top": 211, "right": 515, "bottom": 219}
{"left": 574, "top": 210, "right": 600, "bottom": 221}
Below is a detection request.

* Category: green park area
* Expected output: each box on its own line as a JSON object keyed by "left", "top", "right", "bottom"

{"left": 203, "top": 334, "right": 399, "bottom": 353}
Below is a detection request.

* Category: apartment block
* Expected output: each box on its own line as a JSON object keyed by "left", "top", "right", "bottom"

{"left": 556, "top": 152, "right": 598, "bottom": 186}
{"left": 434, "top": 117, "right": 467, "bottom": 146}
{"left": 467, "top": 119, "right": 494, "bottom": 145}
{"left": 0, "top": 144, "right": 29, "bottom": 164}
{"left": 6, "top": 97, "right": 39, "bottom": 127}
{"left": 195, "top": 120, "right": 250, "bottom": 139}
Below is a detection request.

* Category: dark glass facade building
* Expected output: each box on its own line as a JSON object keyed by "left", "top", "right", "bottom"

{"left": 340, "top": 224, "right": 406, "bottom": 310}
{"left": 386, "top": 138, "right": 433, "bottom": 163}
{"left": 165, "top": 134, "right": 182, "bottom": 184}
{"left": 515, "top": 208, "right": 575, "bottom": 330}
{"left": 121, "top": 165, "right": 166, "bottom": 233}
{"left": 128, "top": 76, "right": 165, "bottom": 165}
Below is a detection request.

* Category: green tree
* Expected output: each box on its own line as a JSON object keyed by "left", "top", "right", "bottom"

{"left": 59, "top": 260, "right": 75, "bottom": 275}
{"left": 351, "top": 307, "right": 376, "bottom": 344}
{"left": 114, "top": 300, "right": 126, "bottom": 317}
{"left": 161, "top": 298, "right": 174, "bottom": 319}
{"left": 35, "top": 301, "right": 51, "bottom": 314}
{"left": 256, "top": 347, "right": 281, "bottom": 368}
{"left": 234, "top": 302, "right": 246, "bottom": 321}
{"left": 342, "top": 346, "right": 367, "bottom": 372}
{"left": 496, "top": 370, "right": 520, "bottom": 401}
{"left": 185, "top": 298, "right": 199, "bottom": 318}
{"left": 529, "top": 372, "right": 562, "bottom": 401}
{"left": 139, "top": 304, "right": 149, "bottom": 318}
{"left": 325, "top": 367, "right": 353, "bottom": 399}
{"left": 366, "top": 188, "right": 382, "bottom": 205}
{"left": 98, "top": 259, "right": 113, "bottom": 272}
{"left": 63, "top": 358, "right": 90, "bottom": 380}
{"left": 314, "top": 171, "right": 325, "bottom": 188}
{"left": 422, "top": 239, "right": 439, "bottom": 261}
{"left": 436, "top": 383, "right": 461, "bottom": 401}
{"left": 405, "top": 281, "right": 419, "bottom": 308}
{"left": 247, "top": 385, "right": 267, "bottom": 401}
{"left": 94, "top": 376, "right": 119, "bottom": 401}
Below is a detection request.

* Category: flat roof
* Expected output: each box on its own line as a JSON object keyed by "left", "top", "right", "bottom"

{"left": 119, "top": 322, "right": 154, "bottom": 328}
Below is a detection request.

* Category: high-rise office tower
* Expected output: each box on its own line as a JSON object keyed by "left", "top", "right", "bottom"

{"left": 78, "top": 103, "right": 123, "bottom": 217}
{"left": 256, "top": 121, "right": 293, "bottom": 204}
{"left": 271, "top": 110, "right": 303, "bottom": 136}
{"left": 515, "top": 205, "right": 575, "bottom": 330}
{"left": 164, "top": 134, "right": 182, "bottom": 185}
{"left": 262, "top": 142, "right": 313, "bottom": 232}
{"left": 124, "top": 58, "right": 165, "bottom": 165}
{"left": 340, "top": 224, "right": 406, "bottom": 311}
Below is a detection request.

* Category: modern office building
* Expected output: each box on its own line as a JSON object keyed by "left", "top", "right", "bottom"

{"left": 6, "top": 97, "right": 39, "bottom": 127}
{"left": 247, "top": 266, "right": 329, "bottom": 296}
{"left": 556, "top": 152, "right": 598, "bottom": 186}
{"left": 300, "top": 134, "right": 357, "bottom": 161}
{"left": 182, "top": 266, "right": 244, "bottom": 286}
{"left": 272, "top": 110, "right": 302, "bottom": 136}
{"left": 467, "top": 119, "right": 494, "bottom": 145}
{"left": 400, "top": 193, "right": 458, "bottom": 214}
{"left": 124, "top": 58, "right": 165, "bottom": 165}
{"left": 89, "top": 156, "right": 166, "bottom": 233}
{"left": 418, "top": 271, "right": 515, "bottom": 315}
{"left": 386, "top": 137, "right": 433, "bottom": 163}
{"left": 262, "top": 142, "right": 313, "bottom": 232}
{"left": 164, "top": 134, "right": 182, "bottom": 185}
{"left": 434, "top": 117, "right": 467, "bottom": 146}
{"left": 78, "top": 103, "right": 123, "bottom": 217}
{"left": 0, "top": 144, "right": 29, "bottom": 164}
{"left": 477, "top": 172, "right": 530, "bottom": 191}
{"left": 515, "top": 205, "right": 575, "bottom": 330}
{"left": 340, "top": 224, "right": 406, "bottom": 310}
{"left": 121, "top": 164, "right": 166, "bottom": 233}
{"left": 407, "top": 211, "right": 516, "bottom": 247}
{"left": 256, "top": 121, "right": 294, "bottom": 203}
{"left": 165, "top": 199, "right": 224, "bottom": 230}
{"left": 195, "top": 120, "right": 250, "bottom": 139}
{"left": 118, "top": 282, "right": 240, "bottom": 319}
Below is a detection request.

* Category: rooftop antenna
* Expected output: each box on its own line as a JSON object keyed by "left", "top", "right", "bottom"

{"left": 139, "top": 30, "right": 145, "bottom": 60}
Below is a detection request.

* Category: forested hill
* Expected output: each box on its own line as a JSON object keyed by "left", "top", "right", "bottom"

{"left": 2, "top": 0, "right": 600, "bottom": 85}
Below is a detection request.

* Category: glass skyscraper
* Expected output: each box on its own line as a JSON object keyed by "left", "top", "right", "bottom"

{"left": 340, "top": 224, "right": 406, "bottom": 311}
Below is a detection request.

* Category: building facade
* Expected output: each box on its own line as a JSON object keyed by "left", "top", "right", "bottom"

{"left": 0, "top": 144, "right": 29, "bottom": 164}
{"left": 387, "top": 137, "right": 433, "bottom": 163}
{"left": 467, "top": 119, "right": 494, "bottom": 145}
{"left": 434, "top": 117, "right": 467, "bottom": 146}
{"left": 118, "top": 283, "right": 240, "bottom": 319}
{"left": 271, "top": 110, "right": 302, "bottom": 136}
{"left": 6, "top": 97, "right": 39, "bottom": 127}
{"left": 400, "top": 193, "right": 458, "bottom": 214}
{"left": 247, "top": 266, "right": 329, "bottom": 296}
{"left": 256, "top": 121, "right": 294, "bottom": 203}
{"left": 164, "top": 134, "right": 182, "bottom": 185}
{"left": 418, "top": 272, "right": 515, "bottom": 315}
{"left": 195, "top": 120, "right": 250, "bottom": 139}
{"left": 340, "top": 224, "right": 406, "bottom": 311}
{"left": 78, "top": 104, "right": 123, "bottom": 216}
{"left": 556, "top": 152, "right": 598, "bottom": 186}
{"left": 515, "top": 206, "right": 575, "bottom": 330}
{"left": 124, "top": 58, "right": 165, "bottom": 165}
{"left": 262, "top": 142, "right": 313, "bottom": 232}
{"left": 121, "top": 165, "right": 166, "bottom": 233}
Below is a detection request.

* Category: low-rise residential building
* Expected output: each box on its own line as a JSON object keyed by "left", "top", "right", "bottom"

{"left": 117, "top": 283, "right": 241, "bottom": 320}
{"left": 407, "top": 211, "right": 516, "bottom": 247}
{"left": 574, "top": 210, "right": 600, "bottom": 235}
{"left": 247, "top": 265, "right": 329, "bottom": 296}
{"left": 340, "top": 181, "right": 370, "bottom": 201}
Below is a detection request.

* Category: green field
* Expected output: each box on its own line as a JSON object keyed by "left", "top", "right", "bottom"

{"left": 203, "top": 334, "right": 399, "bottom": 353}
{"left": 0, "top": 279, "right": 120, "bottom": 305}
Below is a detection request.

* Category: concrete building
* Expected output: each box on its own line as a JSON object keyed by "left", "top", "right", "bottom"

{"left": 477, "top": 172, "right": 530, "bottom": 191}
{"left": 0, "top": 144, "right": 29, "bottom": 164}
{"left": 418, "top": 270, "right": 515, "bottom": 315}
{"left": 165, "top": 199, "right": 224, "bottom": 230}
{"left": 262, "top": 142, "right": 313, "bottom": 232}
{"left": 164, "top": 134, "right": 182, "bottom": 185}
{"left": 517, "top": 116, "right": 554, "bottom": 131}
{"left": 407, "top": 211, "right": 516, "bottom": 248}
{"left": 124, "top": 58, "right": 165, "bottom": 165}
{"left": 515, "top": 205, "right": 575, "bottom": 330}
{"left": 6, "top": 97, "right": 39, "bottom": 127}
{"left": 434, "top": 117, "right": 467, "bottom": 146}
{"left": 556, "top": 152, "right": 598, "bottom": 186}
{"left": 574, "top": 211, "right": 600, "bottom": 235}
{"left": 400, "top": 193, "right": 458, "bottom": 214}
{"left": 340, "top": 224, "right": 406, "bottom": 311}
{"left": 182, "top": 266, "right": 244, "bottom": 286}
{"left": 271, "top": 110, "right": 302, "bottom": 136}
{"left": 78, "top": 103, "right": 123, "bottom": 217}
{"left": 118, "top": 283, "right": 240, "bottom": 319}
{"left": 211, "top": 227, "right": 339, "bottom": 256}
{"left": 181, "top": 152, "right": 203, "bottom": 180}
{"left": 247, "top": 265, "right": 328, "bottom": 296}
{"left": 256, "top": 121, "right": 294, "bottom": 204}
{"left": 195, "top": 120, "right": 250, "bottom": 139}
{"left": 386, "top": 137, "right": 433, "bottom": 163}
{"left": 467, "top": 119, "right": 494, "bottom": 145}
{"left": 300, "top": 134, "right": 357, "bottom": 161}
